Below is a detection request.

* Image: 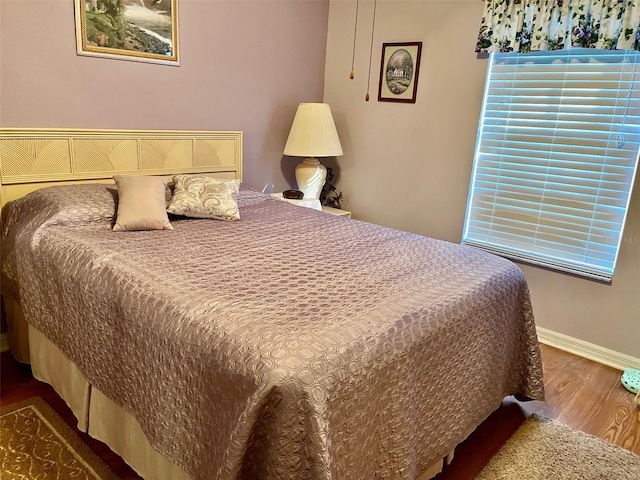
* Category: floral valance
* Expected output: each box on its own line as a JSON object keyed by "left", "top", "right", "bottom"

{"left": 476, "top": 0, "right": 640, "bottom": 53}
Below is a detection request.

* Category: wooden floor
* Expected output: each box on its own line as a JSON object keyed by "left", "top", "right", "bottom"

{"left": 435, "top": 343, "right": 640, "bottom": 479}
{"left": 1, "top": 343, "right": 639, "bottom": 479}
{"left": 525, "top": 344, "right": 639, "bottom": 454}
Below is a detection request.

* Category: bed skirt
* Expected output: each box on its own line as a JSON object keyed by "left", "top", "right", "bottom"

{"left": 28, "top": 326, "right": 192, "bottom": 480}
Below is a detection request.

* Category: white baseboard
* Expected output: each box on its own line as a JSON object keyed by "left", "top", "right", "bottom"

{"left": 536, "top": 326, "right": 640, "bottom": 371}
{"left": 0, "top": 333, "right": 9, "bottom": 353}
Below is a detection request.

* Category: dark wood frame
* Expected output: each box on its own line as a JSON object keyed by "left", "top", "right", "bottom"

{"left": 377, "top": 42, "right": 422, "bottom": 104}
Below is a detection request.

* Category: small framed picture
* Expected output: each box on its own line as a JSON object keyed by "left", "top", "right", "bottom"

{"left": 74, "top": 0, "right": 179, "bottom": 66}
{"left": 377, "top": 42, "right": 422, "bottom": 103}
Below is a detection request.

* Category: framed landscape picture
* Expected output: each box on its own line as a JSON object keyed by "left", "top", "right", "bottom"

{"left": 378, "top": 42, "right": 422, "bottom": 103}
{"left": 74, "top": 0, "right": 179, "bottom": 66}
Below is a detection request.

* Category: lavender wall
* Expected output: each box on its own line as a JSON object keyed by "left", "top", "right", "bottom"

{"left": 324, "top": 1, "right": 640, "bottom": 359}
{"left": 0, "top": 0, "right": 329, "bottom": 191}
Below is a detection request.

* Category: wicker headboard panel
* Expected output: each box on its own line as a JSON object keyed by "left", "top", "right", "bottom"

{"left": 0, "top": 128, "right": 243, "bottom": 206}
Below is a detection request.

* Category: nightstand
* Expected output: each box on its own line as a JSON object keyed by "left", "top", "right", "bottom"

{"left": 321, "top": 206, "right": 351, "bottom": 218}
{"left": 270, "top": 193, "right": 321, "bottom": 210}
{"left": 271, "top": 193, "right": 351, "bottom": 218}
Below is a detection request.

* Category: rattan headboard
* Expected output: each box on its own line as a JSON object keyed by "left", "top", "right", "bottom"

{"left": 0, "top": 128, "right": 243, "bottom": 208}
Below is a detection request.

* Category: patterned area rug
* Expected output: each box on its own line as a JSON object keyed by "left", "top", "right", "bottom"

{"left": 477, "top": 414, "right": 640, "bottom": 480}
{"left": 1, "top": 397, "right": 119, "bottom": 480}
{"left": 2, "top": 397, "right": 638, "bottom": 480}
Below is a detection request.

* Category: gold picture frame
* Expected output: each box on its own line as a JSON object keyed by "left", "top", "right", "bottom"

{"left": 74, "top": 0, "right": 179, "bottom": 66}
{"left": 378, "top": 42, "right": 422, "bottom": 103}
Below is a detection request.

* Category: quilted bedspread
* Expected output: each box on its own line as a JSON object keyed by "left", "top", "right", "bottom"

{"left": 1, "top": 186, "right": 544, "bottom": 480}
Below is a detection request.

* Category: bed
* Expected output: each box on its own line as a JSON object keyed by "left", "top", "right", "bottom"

{"left": 0, "top": 128, "right": 544, "bottom": 480}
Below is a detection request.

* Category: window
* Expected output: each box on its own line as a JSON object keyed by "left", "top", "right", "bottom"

{"left": 463, "top": 49, "right": 639, "bottom": 283}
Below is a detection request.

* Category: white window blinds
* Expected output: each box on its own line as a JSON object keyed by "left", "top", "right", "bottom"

{"left": 463, "top": 49, "right": 639, "bottom": 282}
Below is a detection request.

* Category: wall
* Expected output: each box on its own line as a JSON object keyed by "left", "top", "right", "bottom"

{"left": 324, "top": 1, "right": 639, "bottom": 359}
{"left": 0, "top": 0, "right": 330, "bottom": 192}
{"left": 2, "top": 0, "right": 637, "bottom": 359}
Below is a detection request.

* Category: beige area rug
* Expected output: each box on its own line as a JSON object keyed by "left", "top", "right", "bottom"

{"left": 1, "top": 396, "right": 119, "bottom": 479}
{"left": 477, "top": 414, "right": 640, "bottom": 480}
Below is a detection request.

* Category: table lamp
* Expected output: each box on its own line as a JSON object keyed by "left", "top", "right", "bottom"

{"left": 283, "top": 103, "right": 343, "bottom": 200}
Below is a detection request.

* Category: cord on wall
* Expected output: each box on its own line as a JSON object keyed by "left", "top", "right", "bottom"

{"left": 365, "top": 0, "right": 377, "bottom": 101}
{"left": 350, "top": 0, "right": 359, "bottom": 80}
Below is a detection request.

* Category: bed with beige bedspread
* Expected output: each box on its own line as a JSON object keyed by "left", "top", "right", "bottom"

{"left": 1, "top": 183, "right": 544, "bottom": 480}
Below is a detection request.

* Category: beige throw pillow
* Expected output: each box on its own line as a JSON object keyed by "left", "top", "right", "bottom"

{"left": 113, "top": 175, "right": 173, "bottom": 231}
{"left": 167, "top": 175, "right": 240, "bottom": 221}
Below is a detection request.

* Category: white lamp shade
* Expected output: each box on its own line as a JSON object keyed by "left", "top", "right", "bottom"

{"left": 283, "top": 103, "right": 343, "bottom": 157}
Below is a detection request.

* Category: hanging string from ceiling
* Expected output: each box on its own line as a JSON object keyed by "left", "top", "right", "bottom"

{"left": 365, "top": 0, "right": 377, "bottom": 101}
{"left": 350, "top": 0, "right": 359, "bottom": 80}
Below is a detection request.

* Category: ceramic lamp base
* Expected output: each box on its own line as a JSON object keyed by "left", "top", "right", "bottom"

{"left": 295, "top": 158, "right": 326, "bottom": 200}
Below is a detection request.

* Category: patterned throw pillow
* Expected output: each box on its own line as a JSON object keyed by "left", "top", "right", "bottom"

{"left": 167, "top": 175, "right": 240, "bottom": 221}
